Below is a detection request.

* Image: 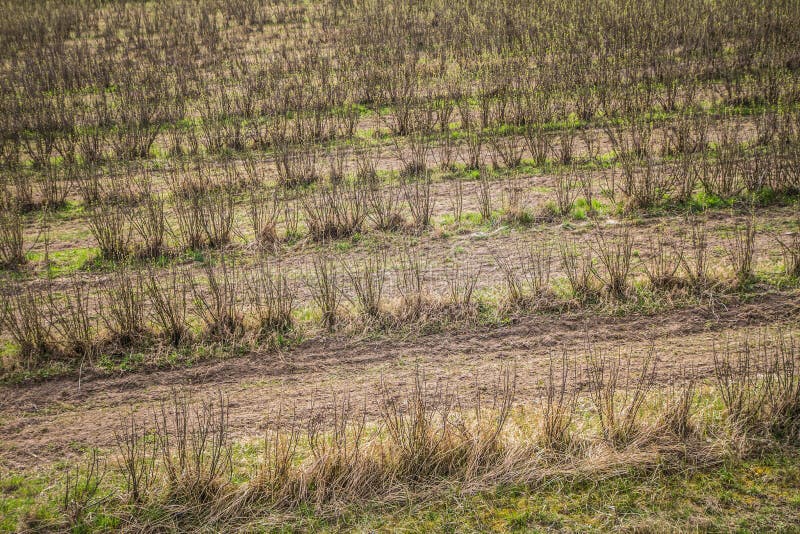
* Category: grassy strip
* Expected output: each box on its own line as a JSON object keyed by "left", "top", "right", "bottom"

{"left": 3, "top": 358, "right": 800, "bottom": 533}
{"left": 345, "top": 453, "right": 800, "bottom": 533}
{"left": 4, "top": 452, "right": 800, "bottom": 532}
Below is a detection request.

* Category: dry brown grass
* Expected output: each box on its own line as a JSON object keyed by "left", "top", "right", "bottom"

{"left": 35, "top": 331, "right": 793, "bottom": 531}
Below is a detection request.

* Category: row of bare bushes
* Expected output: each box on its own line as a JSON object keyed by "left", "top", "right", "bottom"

{"left": 5, "top": 103, "right": 800, "bottom": 208}
{"left": 3, "top": 75, "right": 799, "bottom": 176}
{"left": 3, "top": 217, "right": 797, "bottom": 370}
{"left": 2, "top": 0, "right": 799, "bottom": 169}
{"left": 49, "top": 332, "right": 800, "bottom": 530}
{"left": 2, "top": 132, "right": 799, "bottom": 269}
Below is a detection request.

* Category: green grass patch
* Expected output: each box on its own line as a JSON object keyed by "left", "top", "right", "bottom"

{"left": 26, "top": 246, "right": 101, "bottom": 277}
{"left": 4, "top": 450, "right": 799, "bottom": 532}
{"left": 344, "top": 453, "right": 800, "bottom": 533}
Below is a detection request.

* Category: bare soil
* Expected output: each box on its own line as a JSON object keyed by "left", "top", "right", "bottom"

{"left": 2, "top": 289, "right": 797, "bottom": 471}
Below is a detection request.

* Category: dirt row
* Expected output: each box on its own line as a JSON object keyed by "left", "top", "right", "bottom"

{"left": 15, "top": 114, "right": 760, "bottom": 253}
{"left": 1, "top": 288, "right": 797, "bottom": 471}
{"left": 5, "top": 199, "right": 797, "bottom": 311}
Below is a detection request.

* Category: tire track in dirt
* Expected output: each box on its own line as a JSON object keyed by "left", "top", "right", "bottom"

{"left": 1, "top": 289, "right": 798, "bottom": 470}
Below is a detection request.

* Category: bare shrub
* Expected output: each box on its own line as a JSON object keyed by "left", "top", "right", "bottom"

{"left": 301, "top": 181, "right": 368, "bottom": 241}
{"left": 245, "top": 260, "right": 295, "bottom": 337}
{"left": 344, "top": 251, "right": 388, "bottom": 324}
{"left": 605, "top": 116, "right": 654, "bottom": 162}
{"left": 455, "top": 366, "right": 516, "bottom": 481}
{"left": 247, "top": 186, "right": 280, "bottom": 248}
{"left": 436, "top": 130, "right": 457, "bottom": 171}
{"left": 495, "top": 244, "right": 554, "bottom": 309}
{"left": 441, "top": 179, "right": 460, "bottom": 228}
{"left": 144, "top": 266, "right": 189, "bottom": 346}
{"left": 10, "top": 171, "right": 35, "bottom": 212}
{"left": 699, "top": 129, "right": 744, "bottom": 198}
{"left": 556, "top": 128, "right": 576, "bottom": 165}
{"left": 170, "top": 167, "right": 237, "bottom": 250}
{"left": 0, "top": 287, "right": 53, "bottom": 365}
{"left": 522, "top": 93, "right": 553, "bottom": 166}
{"left": 619, "top": 158, "right": 673, "bottom": 210}
{"left": 61, "top": 449, "right": 106, "bottom": 527}
{"left": 302, "top": 392, "right": 374, "bottom": 505}
{"left": 402, "top": 174, "right": 435, "bottom": 230}
{"left": 494, "top": 252, "right": 527, "bottom": 306}
{"left": 559, "top": 239, "right": 595, "bottom": 302}
{"left": 522, "top": 243, "right": 555, "bottom": 299}
{"left": 766, "top": 335, "right": 800, "bottom": 444}
{"left": 380, "top": 364, "right": 514, "bottom": 482}
{"left": 200, "top": 185, "right": 236, "bottom": 249}
{"left": 395, "top": 247, "right": 428, "bottom": 321}
{"left": 591, "top": 227, "right": 634, "bottom": 300}
{"left": 307, "top": 254, "right": 341, "bottom": 331}
{"left": 664, "top": 112, "right": 709, "bottom": 156}
{"left": 367, "top": 183, "right": 405, "bottom": 232}
{"left": 672, "top": 156, "right": 700, "bottom": 204}
{"left": 49, "top": 279, "right": 96, "bottom": 360}
{"left": 641, "top": 231, "right": 684, "bottom": 291}
{"left": 172, "top": 176, "right": 206, "bottom": 251}
{"left": 578, "top": 170, "right": 596, "bottom": 218}
{"left": 274, "top": 143, "right": 320, "bottom": 188}
{"left": 109, "top": 84, "right": 164, "bottom": 160}
{"left": 712, "top": 333, "right": 800, "bottom": 442}
{"left": 523, "top": 124, "right": 551, "bottom": 167}
{"left": 476, "top": 169, "right": 493, "bottom": 221}
{"left": 585, "top": 346, "right": 658, "bottom": 446}
{"left": 539, "top": 351, "right": 577, "bottom": 449}
{"left": 154, "top": 392, "right": 233, "bottom": 504}
{"left": 680, "top": 215, "right": 711, "bottom": 288}
{"left": 355, "top": 144, "right": 380, "bottom": 183}
{"left": 129, "top": 192, "right": 168, "bottom": 258}
{"left": 247, "top": 408, "right": 301, "bottom": 507}
{"left": 580, "top": 128, "right": 601, "bottom": 163}
{"left": 101, "top": 267, "right": 148, "bottom": 348}
{"left": 39, "top": 164, "right": 71, "bottom": 209}
{"left": 725, "top": 218, "right": 757, "bottom": 286}
{"left": 397, "top": 132, "right": 431, "bottom": 178}
{"left": 75, "top": 166, "right": 103, "bottom": 206}
{"left": 0, "top": 197, "right": 26, "bottom": 268}
{"left": 115, "top": 413, "right": 157, "bottom": 504}
{"left": 775, "top": 229, "right": 800, "bottom": 278}
{"left": 326, "top": 145, "right": 348, "bottom": 184}
{"left": 658, "top": 379, "right": 697, "bottom": 439}
{"left": 489, "top": 135, "right": 523, "bottom": 168}
{"left": 605, "top": 118, "right": 674, "bottom": 209}
{"left": 502, "top": 180, "right": 533, "bottom": 225}
{"left": 461, "top": 129, "right": 484, "bottom": 170}
{"left": 442, "top": 261, "right": 480, "bottom": 320}
{"left": 378, "top": 367, "right": 456, "bottom": 479}
{"left": 553, "top": 170, "right": 578, "bottom": 217}
{"left": 88, "top": 200, "right": 132, "bottom": 260}
{"left": 281, "top": 197, "right": 302, "bottom": 242}
{"left": 191, "top": 256, "right": 245, "bottom": 341}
